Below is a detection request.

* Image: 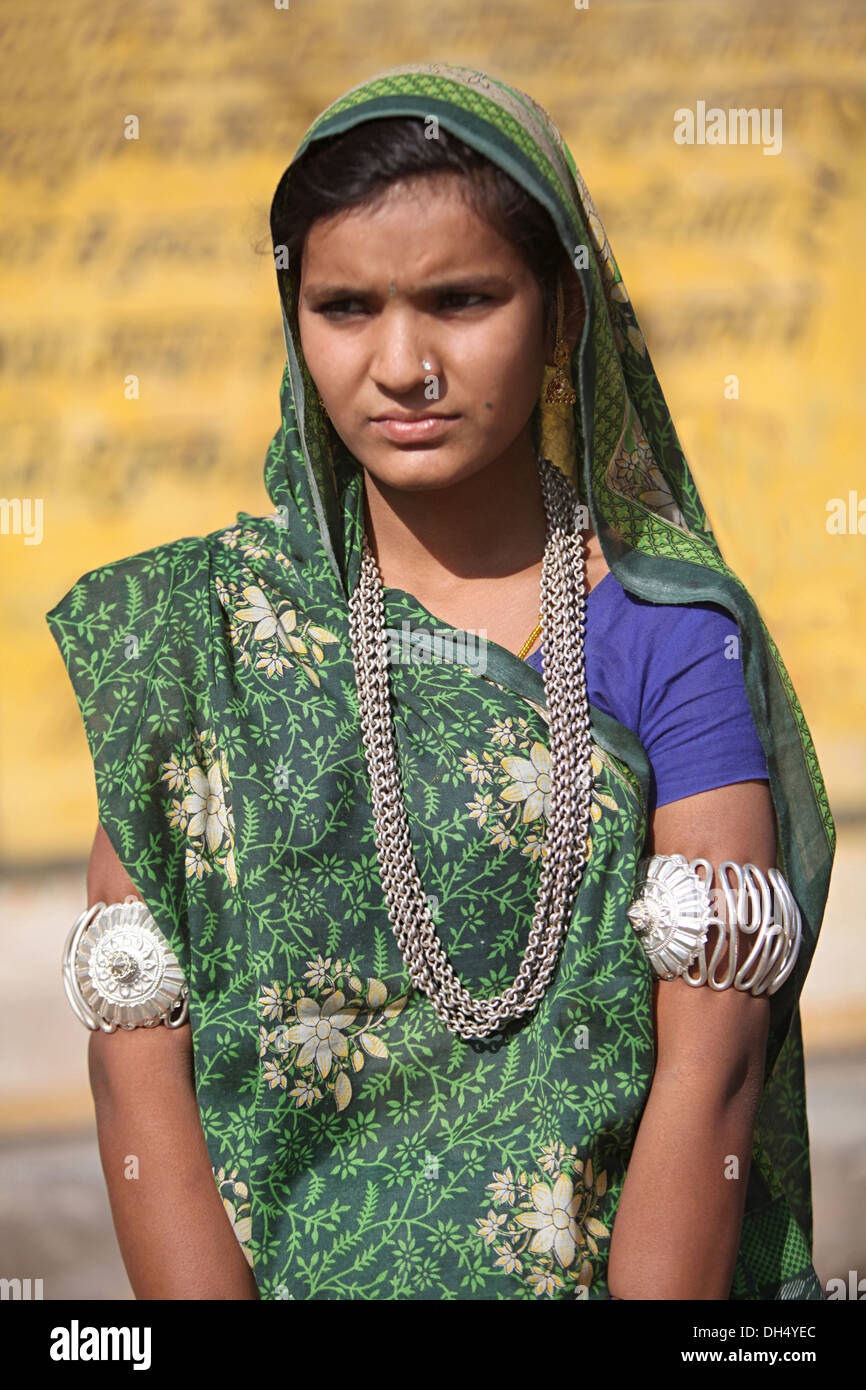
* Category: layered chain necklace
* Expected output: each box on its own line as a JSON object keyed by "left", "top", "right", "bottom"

{"left": 348, "top": 452, "right": 595, "bottom": 1039}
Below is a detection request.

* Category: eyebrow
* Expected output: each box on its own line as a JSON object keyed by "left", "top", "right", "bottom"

{"left": 302, "top": 274, "right": 513, "bottom": 302}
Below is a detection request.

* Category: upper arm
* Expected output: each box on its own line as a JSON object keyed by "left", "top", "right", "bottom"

{"left": 86, "top": 822, "right": 142, "bottom": 908}
{"left": 85, "top": 823, "right": 194, "bottom": 1096}
{"left": 644, "top": 780, "right": 774, "bottom": 1097}
{"left": 639, "top": 601, "right": 768, "bottom": 817}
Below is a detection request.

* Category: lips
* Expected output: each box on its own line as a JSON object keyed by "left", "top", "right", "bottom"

{"left": 369, "top": 414, "right": 460, "bottom": 443}
{"left": 371, "top": 413, "right": 452, "bottom": 423}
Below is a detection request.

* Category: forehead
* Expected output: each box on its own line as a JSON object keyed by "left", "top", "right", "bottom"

{"left": 300, "top": 174, "right": 526, "bottom": 280}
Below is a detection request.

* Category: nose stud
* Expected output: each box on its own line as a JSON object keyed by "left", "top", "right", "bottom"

{"left": 421, "top": 359, "right": 432, "bottom": 371}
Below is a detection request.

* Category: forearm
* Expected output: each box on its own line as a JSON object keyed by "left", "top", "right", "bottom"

{"left": 606, "top": 1061, "right": 764, "bottom": 1300}
{"left": 91, "top": 1032, "right": 259, "bottom": 1300}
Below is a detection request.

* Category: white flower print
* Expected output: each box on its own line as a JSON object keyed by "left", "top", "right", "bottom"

{"left": 289, "top": 1078, "right": 323, "bottom": 1108}
{"left": 466, "top": 792, "right": 494, "bottom": 826}
{"left": 258, "top": 985, "right": 283, "bottom": 1021}
{"left": 489, "top": 718, "right": 518, "bottom": 747}
{"left": 476, "top": 1210, "right": 508, "bottom": 1245}
{"left": 218, "top": 569, "right": 339, "bottom": 688}
{"left": 460, "top": 752, "right": 493, "bottom": 785}
{"left": 162, "top": 729, "right": 238, "bottom": 888}
{"left": 213, "top": 1167, "right": 254, "bottom": 1268}
{"left": 493, "top": 1244, "right": 522, "bottom": 1275}
{"left": 515, "top": 1173, "right": 583, "bottom": 1268}
{"left": 476, "top": 1146, "right": 610, "bottom": 1298}
{"left": 258, "top": 963, "right": 407, "bottom": 1114}
{"left": 500, "top": 740, "right": 552, "bottom": 823}
{"left": 161, "top": 754, "right": 185, "bottom": 792}
{"left": 487, "top": 1167, "right": 517, "bottom": 1205}
{"left": 303, "top": 954, "right": 334, "bottom": 989}
{"left": 185, "top": 844, "right": 209, "bottom": 881}
{"left": 263, "top": 1059, "right": 288, "bottom": 1090}
{"left": 183, "top": 761, "right": 232, "bottom": 854}
{"left": 527, "top": 1269, "right": 565, "bottom": 1296}
{"left": 235, "top": 585, "right": 308, "bottom": 655}
{"left": 539, "top": 1141, "right": 567, "bottom": 1175}
{"left": 523, "top": 832, "right": 545, "bottom": 862}
{"left": 282, "top": 991, "right": 359, "bottom": 1079}
{"left": 460, "top": 719, "right": 620, "bottom": 867}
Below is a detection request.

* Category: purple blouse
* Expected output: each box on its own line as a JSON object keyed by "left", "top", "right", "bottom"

{"left": 524, "top": 570, "right": 769, "bottom": 817}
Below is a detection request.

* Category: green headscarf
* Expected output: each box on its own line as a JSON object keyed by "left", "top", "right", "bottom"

{"left": 47, "top": 61, "right": 834, "bottom": 1300}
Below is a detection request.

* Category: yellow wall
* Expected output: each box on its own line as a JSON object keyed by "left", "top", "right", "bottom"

{"left": 4, "top": 0, "right": 865, "bottom": 864}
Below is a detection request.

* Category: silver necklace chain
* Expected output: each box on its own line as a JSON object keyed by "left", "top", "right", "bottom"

{"left": 348, "top": 453, "right": 595, "bottom": 1039}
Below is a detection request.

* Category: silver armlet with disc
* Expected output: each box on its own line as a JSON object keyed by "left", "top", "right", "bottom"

{"left": 62, "top": 894, "right": 189, "bottom": 1032}
{"left": 626, "top": 854, "right": 802, "bottom": 995}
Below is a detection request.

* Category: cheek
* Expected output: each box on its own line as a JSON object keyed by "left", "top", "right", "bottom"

{"left": 297, "top": 310, "right": 354, "bottom": 395}
{"left": 297, "top": 310, "right": 327, "bottom": 380}
{"left": 298, "top": 317, "right": 369, "bottom": 451}
{"left": 475, "top": 307, "right": 545, "bottom": 411}
{"left": 487, "top": 293, "right": 543, "bottom": 363}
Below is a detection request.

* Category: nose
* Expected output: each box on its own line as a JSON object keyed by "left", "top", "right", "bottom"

{"left": 369, "top": 306, "right": 437, "bottom": 397}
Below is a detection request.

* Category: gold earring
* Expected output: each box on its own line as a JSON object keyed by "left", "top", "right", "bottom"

{"left": 539, "top": 278, "right": 577, "bottom": 483}
{"left": 543, "top": 280, "right": 576, "bottom": 406}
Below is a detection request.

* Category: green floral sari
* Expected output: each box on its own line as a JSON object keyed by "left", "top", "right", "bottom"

{"left": 46, "top": 62, "right": 834, "bottom": 1300}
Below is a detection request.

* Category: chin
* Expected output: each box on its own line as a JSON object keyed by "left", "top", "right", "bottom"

{"left": 358, "top": 446, "right": 495, "bottom": 493}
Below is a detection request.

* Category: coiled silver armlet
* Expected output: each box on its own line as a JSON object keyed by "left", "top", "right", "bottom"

{"left": 62, "top": 895, "right": 189, "bottom": 1032}
{"left": 626, "top": 855, "right": 802, "bottom": 995}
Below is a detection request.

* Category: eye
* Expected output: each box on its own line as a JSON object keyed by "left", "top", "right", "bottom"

{"left": 315, "top": 299, "right": 368, "bottom": 318}
{"left": 312, "top": 291, "right": 493, "bottom": 318}
{"left": 437, "top": 291, "right": 492, "bottom": 310}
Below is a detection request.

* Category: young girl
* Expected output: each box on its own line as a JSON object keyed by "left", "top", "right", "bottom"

{"left": 49, "top": 62, "right": 834, "bottom": 1301}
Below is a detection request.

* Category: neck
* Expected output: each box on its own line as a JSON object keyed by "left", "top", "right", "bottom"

{"left": 361, "top": 428, "right": 547, "bottom": 595}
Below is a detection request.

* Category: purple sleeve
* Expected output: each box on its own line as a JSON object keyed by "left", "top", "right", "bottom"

{"left": 523, "top": 577, "right": 770, "bottom": 817}
{"left": 641, "top": 602, "right": 769, "bottom": 813}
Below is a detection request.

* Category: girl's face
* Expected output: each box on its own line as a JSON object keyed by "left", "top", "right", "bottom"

{"left": 297, "top": 174, "right": 552, "bottom": 494}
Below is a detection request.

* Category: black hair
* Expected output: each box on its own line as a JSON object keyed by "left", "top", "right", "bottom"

{"left": 268, "top": 117, "right": 570, "bottom": 340}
